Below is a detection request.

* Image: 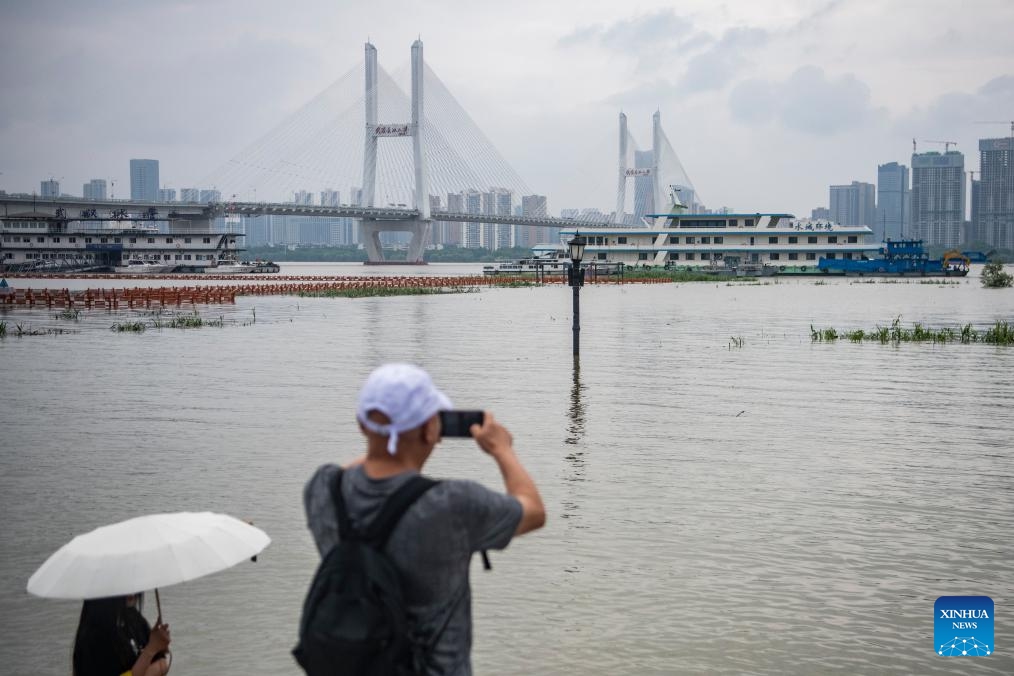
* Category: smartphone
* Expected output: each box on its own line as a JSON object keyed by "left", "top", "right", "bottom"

{"left": 439, "top": 410, "right": 484, "bottom": 437}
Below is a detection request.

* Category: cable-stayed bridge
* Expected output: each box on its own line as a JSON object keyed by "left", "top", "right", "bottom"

{"left": 1, "top": 40, "right": 700, "bottom": 264}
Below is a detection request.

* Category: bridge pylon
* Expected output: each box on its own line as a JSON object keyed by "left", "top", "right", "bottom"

{"left": 614, "top": 111, "right": 666, "bottom": 226}
{"left": 360, "top": 40, "right": 432, "bottom": 264}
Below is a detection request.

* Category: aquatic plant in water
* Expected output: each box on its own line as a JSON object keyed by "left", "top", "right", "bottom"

{"left": 810, "top": 318, "right": 1014, "bottom": 346}
{"left": 55, "top": 308, "right": 81, "bottom": 321}
{"left": 8, "top": 322, "right": 78, "bottom": 336}
{"left": 110, "top": 321, "right": 147, "bottom": 333}
{"left": 166, "top": 311, "right": 224, "bottom": 328}
{"left": 981, "top": 261, "right": 1013, "bottom": 288}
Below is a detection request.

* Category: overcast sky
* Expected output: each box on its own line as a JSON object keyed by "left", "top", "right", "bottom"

{"left": 1, "top": 0, "right": 1012, "bottom": 216}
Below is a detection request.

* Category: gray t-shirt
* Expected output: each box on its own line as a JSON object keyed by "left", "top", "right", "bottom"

{"left": 303, "top": 463, "right": 523, "bottom": 676}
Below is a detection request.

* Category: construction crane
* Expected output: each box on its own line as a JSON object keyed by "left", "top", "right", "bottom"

{"left": 922, "top": 139, "right": 958, "bottom": 152}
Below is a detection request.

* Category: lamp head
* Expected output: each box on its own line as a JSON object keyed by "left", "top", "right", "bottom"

{"left": 568, "top": 233, "right": 587, "bottom": 264}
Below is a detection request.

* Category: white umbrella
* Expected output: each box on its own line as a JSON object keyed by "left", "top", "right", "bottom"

{"left": 27, "top": 512, "right": 270, "bottom": 618}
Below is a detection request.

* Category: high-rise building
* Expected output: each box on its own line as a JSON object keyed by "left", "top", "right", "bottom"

{"left": 180, "top": 188, "right": 201, "bottom": 202}
{"left": 876, "top": 163, "right": 909, "bottom": 242}
{"left": 463, "top": 190, "right": 482, "bottom": 249}
{"left": 199, "top": 189, "right": 222, "bottom": 203}
{"left": 974, "top": 137, "right": 1014, "bottom": 249}
{"left": 320, "top": 189, "right": 340, "bottom": 207}
{"left": 829, "top": 181, "right": 876, "bottom": 227}
{"left": 244, "top": 216, "right": 270, "bottom": 247}
{"left": 811, "top": 207, "right": 830, "bottom": 220}
{"left": 520, "top": 194, "right": 550, "bottom": 247}
{"left": 970, "top": 176, "right": 981, "bottom": 242}
{"left": 129, "top": 159, "right": 159, "bottom": 201}
{"left": 428, "top": 195, "right": 445, "bottom": 246}
{"left": 481, "top": 188, "right": 512, "bottom": 250}
{"left": 157, "top": 188, "right": 177, "bottom": 202}
{"left": 297, "top": 216, "right": 331, "bottom": 244}
{"left": 331, "top": 217, "right": 356, "bottom": 246}
{"left": 293, "top": 190, "right": 313, "bottom": 205}
{"left": 40, "top": 179, "right": 60, "bottom": 197}
{"left": 911, "top": 150, "right": 964, "bottom": 247}
{"left": 83, "top": 179, "right": 107, "bottom": 200}
{"left": 443, "top": 192, "right": 464, "bottom": 246}
{"left": 522, "top": 194, "right": 548, "bottom": 217}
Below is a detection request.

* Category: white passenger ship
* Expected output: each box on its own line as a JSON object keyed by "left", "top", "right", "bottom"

{"left": 552, "top": 191, "right": 880, "bottom": 272}
{"left": 1, "top": 214, "right": 243, "bottom": 273}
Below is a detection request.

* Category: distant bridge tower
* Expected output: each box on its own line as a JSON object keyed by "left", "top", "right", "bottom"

{"left": 651, "top": 110, "right": 664, "bottom": 222}
{"left": 614, "top": 111, "right": 667, "bottom": 225}
{"left": 360, "top": 40, "right": 432, "bottom": 263}
{"left": 614, "top": 112, "right": 628, "bottom": 224}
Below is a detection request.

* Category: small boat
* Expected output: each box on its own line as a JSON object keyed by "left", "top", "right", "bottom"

{"left": 249, "top": 260, "right": 280, "bottom": 273}
{"left": 213, "top": 259, "right": 257, "bottom": 274}
{"left": 113, "top": 259, "right": 177, "bottom": 274}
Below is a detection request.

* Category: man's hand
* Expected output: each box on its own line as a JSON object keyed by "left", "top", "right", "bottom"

{"left": 470, "top": 412, "right": 513, "bottom": 457}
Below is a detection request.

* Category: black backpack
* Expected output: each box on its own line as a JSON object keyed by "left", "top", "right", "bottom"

{"left": 293, "top": 469, "right": 438, "bottom": 676}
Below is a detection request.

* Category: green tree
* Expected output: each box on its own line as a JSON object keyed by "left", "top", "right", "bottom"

{"left": 981, "top": 260, "right": 1013, "bottom": 288}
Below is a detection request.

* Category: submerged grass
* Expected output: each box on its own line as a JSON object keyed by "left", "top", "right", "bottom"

{"left": 298, "top": 286, "right": 479, "bottom": 298}
{"left": 55, "top": 308, "right": 82, "bottom": 321}
{"left": 9, "top": 322, "right": 78, "bottom": 336}
{"left": 811, "top": 317, "right": 1014, "bottom": 346}
{"left": 111, "top": 321, "right": 147, "bottom": 333}
{"left": 165, "top": 312, "right": 224, "bottom": 328}
{"left": 110, "top": 310, "right": 229, "bottom": 331}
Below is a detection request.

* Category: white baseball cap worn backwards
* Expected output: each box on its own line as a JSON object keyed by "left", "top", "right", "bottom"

{"left": 356, "top": 363, "right": 453, "bottom": 455}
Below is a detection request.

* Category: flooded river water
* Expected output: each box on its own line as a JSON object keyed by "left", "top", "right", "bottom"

{"left": 1, "top": 265, "right": 1012, "bottom": 674}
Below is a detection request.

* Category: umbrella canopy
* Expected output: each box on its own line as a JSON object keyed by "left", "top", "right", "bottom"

{"left": 27, "top": 512, "right": 270, "bottom": 600}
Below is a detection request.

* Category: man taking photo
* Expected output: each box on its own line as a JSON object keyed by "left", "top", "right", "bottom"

{"left": 301, "top": 363, "right": 546, "bottom": 675}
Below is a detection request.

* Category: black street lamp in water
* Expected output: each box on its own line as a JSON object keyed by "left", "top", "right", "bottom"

{"left": 567, "top": 233, "right": 587, "bottom": 356}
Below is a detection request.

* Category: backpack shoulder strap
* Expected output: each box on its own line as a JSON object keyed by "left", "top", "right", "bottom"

{"left": 364, "top": 475, "right": 439, "bottom": 549}
{"left": 329, "top": 468, "right": 353, "bottom": 540}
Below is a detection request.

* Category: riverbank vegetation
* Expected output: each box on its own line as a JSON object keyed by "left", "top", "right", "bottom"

{"left": 811, "top": 317, "right": 1014, "bottom": 345}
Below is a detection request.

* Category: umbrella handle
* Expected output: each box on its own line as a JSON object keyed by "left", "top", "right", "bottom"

{"left": 155, "top": 587, "right": 162, "bottom": 624}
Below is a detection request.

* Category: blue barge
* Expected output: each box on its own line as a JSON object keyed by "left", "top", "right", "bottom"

{"left": 816, "top": 240, "right": 970, "bottom": 277}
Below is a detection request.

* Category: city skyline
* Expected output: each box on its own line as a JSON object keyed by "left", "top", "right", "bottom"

{"left": 1, "top": 1, "right": 1012, "bottom": 216}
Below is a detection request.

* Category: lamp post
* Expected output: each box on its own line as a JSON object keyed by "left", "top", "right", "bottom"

{"left": 567, "top": 233, "right": 587, "bottom": 356}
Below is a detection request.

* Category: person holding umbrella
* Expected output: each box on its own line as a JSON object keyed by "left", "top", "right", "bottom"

{"left": 27, "top": 511, "right": 270, "bottom": 676}
{"left": 72, "top": 593, "right": 171, "bottom": 676}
